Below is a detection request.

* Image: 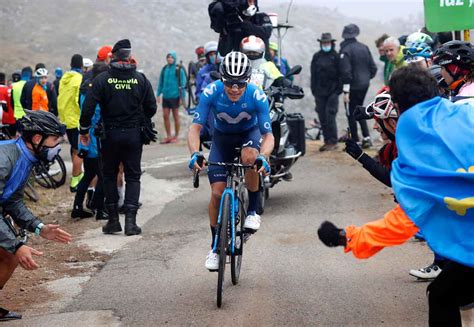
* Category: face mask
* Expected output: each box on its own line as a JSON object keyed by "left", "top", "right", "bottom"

{"left": 38, "top": 144, "right": 61, "bottom": 163}
{"left": 322, "top": 45, "right": 332, "bottom": 53}
{"left": 209, "top": 54, "right": 217, "bottom": 65}
{"left": 242, "top": 4, "right": 257, "bottom": 16}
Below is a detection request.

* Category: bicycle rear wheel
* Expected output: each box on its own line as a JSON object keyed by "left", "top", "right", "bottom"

{"left": 217, "top": 193, "right": 230, "bottom": 308}
{"left": 231, "top": 186, "right": 245, "bottom": 285}
{"left": 34, "top": 155, "right": 66, "bottom": 189}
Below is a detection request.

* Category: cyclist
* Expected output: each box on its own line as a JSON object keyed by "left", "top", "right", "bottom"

{"left": 0, "top": 110, "right": 72, "bottom": 321}
{"left": 187, "top": 51, "right": 274, "bottom": 270}
{"left": 433, "top": 40, "right": 474, "bottom": 101}
{"left": 240, "top": 35, "right": 283, "bottom": 91}
{"left": 195, "top": 41, "right": 219, "bottom": 99}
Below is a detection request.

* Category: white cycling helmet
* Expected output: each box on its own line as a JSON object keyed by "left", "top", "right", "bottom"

{"left": 219, "top": 51, "right": 252, "bottom": 83}
{"left": 240, "top": 35, "right": 265, "bottom": 59}
{"left": 34, "top": 68, "right": 48, "bottom": 78}
{"left": 83, "top": 58, "right": 94, "bottom": 68}
{"left": 367, "top": 91, "right": 397, "bottom": 119}
{"left": 204, "top": 41, "right": 218, "bottom": 56}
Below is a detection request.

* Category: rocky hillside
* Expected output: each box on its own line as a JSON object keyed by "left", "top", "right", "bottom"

{"left": 1, "top": 0, "right": 423, "bottom": 116}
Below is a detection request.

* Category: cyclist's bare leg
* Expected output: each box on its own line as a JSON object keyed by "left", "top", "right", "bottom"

{"left": 209, "top": 182, "right": 226, "bottom": 226}
{"left": 0, "top": 248, "right": 18, "bottom": 288}
{"left": 241, "top": 147, "right": 259, "bottom": 192}
{"left": 172, "top": 108, "right": 180, "bottom": 138}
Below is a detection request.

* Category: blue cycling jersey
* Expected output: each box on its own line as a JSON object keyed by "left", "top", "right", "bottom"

{"left": 192, "top": 80, "right": 272, "bottom": 135}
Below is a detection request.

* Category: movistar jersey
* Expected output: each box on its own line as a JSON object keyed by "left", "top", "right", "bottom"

{"left": 193, "top": 80, "right": 272, "bottom": 135}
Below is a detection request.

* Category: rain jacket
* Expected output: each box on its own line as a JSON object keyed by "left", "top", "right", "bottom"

{"left": 12, "top": 80, "right": 27, "bottom": 119}
{"left": 57, "top": 70, "right": 83, "bottom": 129}
{"left": 195, "top": 63, "right": 217, "bottom": 98}
{"left": 20, "top": 80, "right": 57, "bottom": 116}
{"left": 156, "top": 51, "right": 187, "bottom": 100}
{"left": 0, "top": 138, "right": 42, "bottom": 254}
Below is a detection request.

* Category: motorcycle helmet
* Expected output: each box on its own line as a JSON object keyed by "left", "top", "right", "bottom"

{"left": 240, "top": 35, "right": 265, "bottom": 60}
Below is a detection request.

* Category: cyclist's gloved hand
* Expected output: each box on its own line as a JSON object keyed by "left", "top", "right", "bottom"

{"left": 255, "top": 154, "right": 270, "bottom": 175}
{"left": 344, "top": 139, "right": 364, "bottom": 161}
{"left": 317, "top": 221, "right": 347, "bottom": 247}
{"left": 189, "top": 152, "right": 205, "bottom": 171}
{"left": 353, "top": 105, "right": 373, "bottom": 121}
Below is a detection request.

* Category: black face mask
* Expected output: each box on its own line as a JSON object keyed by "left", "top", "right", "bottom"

{"left": 36, "top": 143, "right": 61, "bottom": 163}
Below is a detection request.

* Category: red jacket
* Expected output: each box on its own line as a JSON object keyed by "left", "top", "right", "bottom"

{"left": 0, "top": 85, "right": 15, "bottom": 125}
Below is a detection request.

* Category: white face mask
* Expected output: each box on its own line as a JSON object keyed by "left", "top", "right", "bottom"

{"left": 242, "top": 4, "right": 257, "bottom": 17}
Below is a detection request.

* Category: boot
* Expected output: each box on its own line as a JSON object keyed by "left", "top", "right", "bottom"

{"left": 124, "top": 206, "right": 142, "bottom": 236}
{"left": 102, "top": 204, "right": 122, "bottom": 234}
{"left": 96, "top": 208, "right": 109, "bottom": 221}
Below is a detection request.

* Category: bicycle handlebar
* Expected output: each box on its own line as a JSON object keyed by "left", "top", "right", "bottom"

{"left": 192, "top": 161, "right": 254, "bottom": 189}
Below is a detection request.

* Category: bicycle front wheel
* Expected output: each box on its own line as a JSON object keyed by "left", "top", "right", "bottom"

{"left": 217, "top": 193, "right": 231, "bottom": 308}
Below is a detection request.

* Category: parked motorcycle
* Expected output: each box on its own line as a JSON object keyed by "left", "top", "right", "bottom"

{"left": 257, "top": 65, "right": 305, "bottom": 214}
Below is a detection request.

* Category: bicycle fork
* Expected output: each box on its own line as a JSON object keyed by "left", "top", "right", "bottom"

{"left": 212, "top": 188, "right": 236, "bottom": 256}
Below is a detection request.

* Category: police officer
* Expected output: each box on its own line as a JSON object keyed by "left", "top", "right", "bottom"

{"left": 79, "top": 39, "right": 157, "bottom": 236}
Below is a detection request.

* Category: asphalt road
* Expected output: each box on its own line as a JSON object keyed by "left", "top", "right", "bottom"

{"left": 64, "top": 142, "right": 432, "bottom": 326}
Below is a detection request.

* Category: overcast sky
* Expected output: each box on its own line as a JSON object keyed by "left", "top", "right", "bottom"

{"left": 259, "top": 0, "right": 424, "bottom": 22}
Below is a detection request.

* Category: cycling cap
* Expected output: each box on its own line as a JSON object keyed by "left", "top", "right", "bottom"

{"left": 18, "top": 110, "right": 66, "bottom": 136}
{"left": 219, "top": 51, "right": 252, "bottom": 83}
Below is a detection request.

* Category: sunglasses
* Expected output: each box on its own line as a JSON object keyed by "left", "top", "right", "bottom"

{"left": 223, "top": 80, "right": 247, "bottom": 89}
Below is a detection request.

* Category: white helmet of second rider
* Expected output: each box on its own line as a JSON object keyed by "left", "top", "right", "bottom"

{"left": 240, "top": 35, "right": 265, "bottom": 60}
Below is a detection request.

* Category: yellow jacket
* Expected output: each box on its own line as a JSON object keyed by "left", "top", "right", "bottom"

{"left": 57, "top": 71, "right": 82, "bottom": 129}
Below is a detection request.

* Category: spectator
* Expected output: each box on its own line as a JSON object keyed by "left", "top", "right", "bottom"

{"left": 339, "top": 23, "right": 377, "bottom": 148}
{"left": 269, "top": 41, "right": 292, "bottom": 79}
{"left": 383, "top": 36, "right": 406, "bottom": 75}
{"left": 57, "top": 54, "right": 84, "bottom": 193}
{"left": 53, "top": 67, "right": 63, "bottom": 96}
{"left": 0, "top": 73, "right": 16, "bottom": 136}
{"left": 83, "top": 58, "right": 93, "bottom": 74}
{"left": 311, "top": 32, "right": 341, "bottom": 151}
{"left": 375, "top": 34, "right": 391, "bottom": 85}
{"left": 11, "top": 67, "right": 32, "bottom": 120}
{"left": 209, "top": 0, "right": 273, "bottom": 60}
{"left": 156, "top": 51, "right": 187, "bottom": 144}
{"left": 20, "top": 64, "right": 57, "bottom": 116}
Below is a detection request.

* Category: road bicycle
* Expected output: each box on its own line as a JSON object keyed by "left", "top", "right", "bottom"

{"left": 193, "top": 152, "right": 254, "bottom": 308}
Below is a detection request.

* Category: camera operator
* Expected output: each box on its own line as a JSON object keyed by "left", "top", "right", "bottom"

{"left": 208, "top": 0, "right": 272, "bottom": 60}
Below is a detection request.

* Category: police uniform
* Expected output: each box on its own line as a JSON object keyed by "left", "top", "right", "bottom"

{"left": 80, "top": 39, "right": 157, "bottom": 235}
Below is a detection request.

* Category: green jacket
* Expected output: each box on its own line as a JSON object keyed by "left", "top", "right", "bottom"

{"left": 12, "top": 80, "right": 27, "bottom": 119}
